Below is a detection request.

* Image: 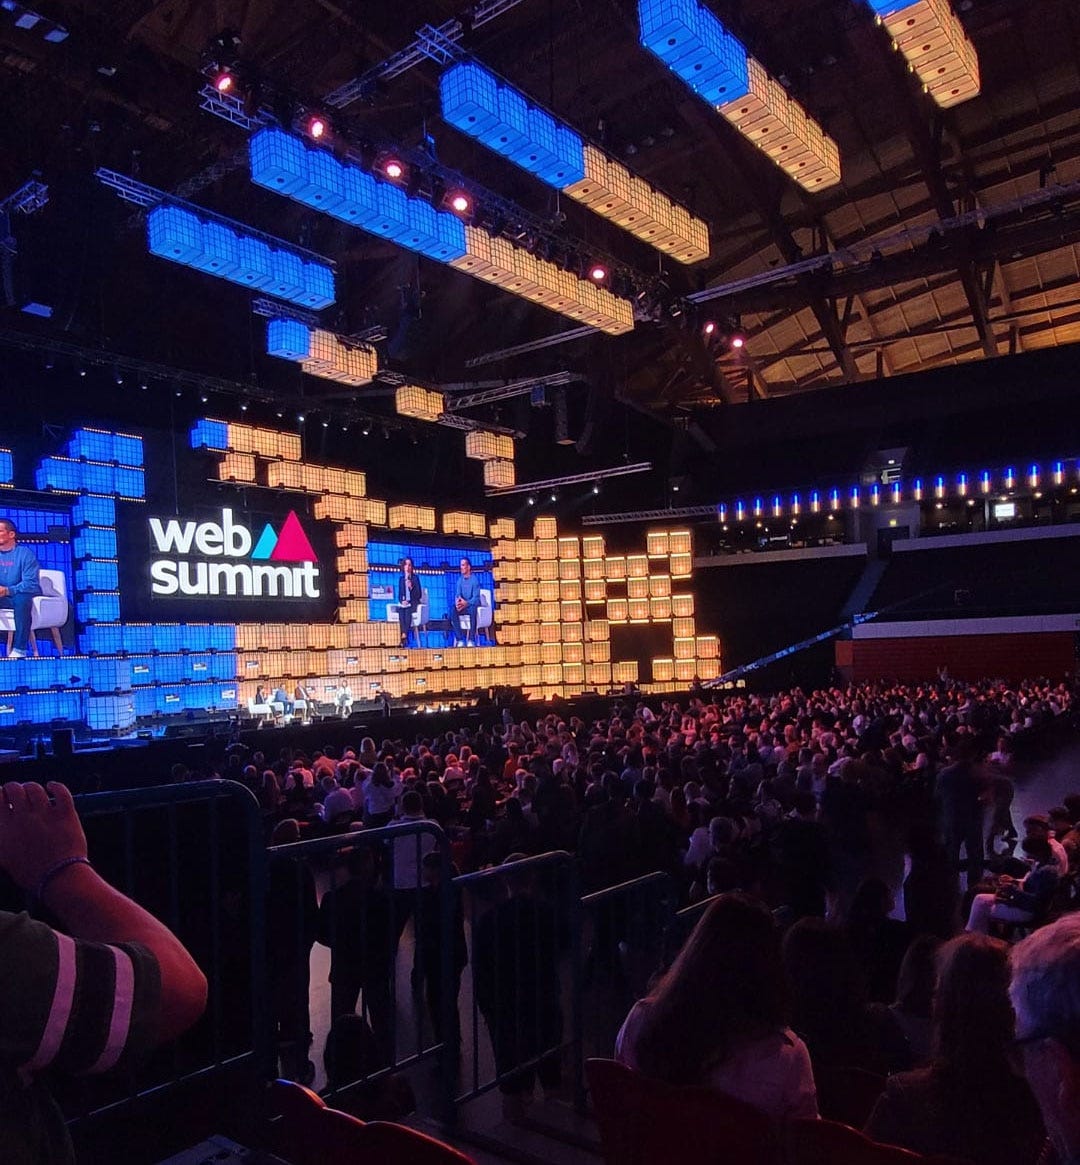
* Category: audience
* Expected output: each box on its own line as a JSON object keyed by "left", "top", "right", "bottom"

{"left": 615, "top": 893, "right": 818, "bottom": 1119}
{"left": 864, "top": 933, "right": 1045, "bottom": 1164}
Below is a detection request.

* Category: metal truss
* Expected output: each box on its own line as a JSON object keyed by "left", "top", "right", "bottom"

{"left": 463, "top": 326, "right": 598, "bottom": 367}
{"left": 323, "top": 0, "right": 528, "bottom": 108}
{"left": 484, "top": 461, "right": 653, "bottom": 497}
{"left": 250, "top": 297, "right": 322, "bottom": 328}
{"left": 1, "top": 179, "right": 48, "bottom": 217}
{"left": 581, "top": 504, "right": 720, "bottom": 526}
{"left": 442, "top": 372, "right": 576, "bottom": 411}
{"left": 94, "top": 168, "right": 336, "bottom": 268}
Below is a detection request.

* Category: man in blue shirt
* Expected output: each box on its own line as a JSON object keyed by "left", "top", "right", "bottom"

{"left": 452, "top": 557, "right": 481, "bottom": 648}
{"left": 0, "top": 520, "right": 41, "bottom": 659}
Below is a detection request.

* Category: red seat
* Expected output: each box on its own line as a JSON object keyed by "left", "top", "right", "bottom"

{"left": 268, "top": 1079, "right": 475, "bottom": 1165}
{"left": 782, "top": 1118, "right": 971, "bottom": 1165}
{"left": 587, "top": 1057, "right": 778, "bottom": 1165}
{"left": 586, "top": 1060, "right": 970, "bottom": 1165}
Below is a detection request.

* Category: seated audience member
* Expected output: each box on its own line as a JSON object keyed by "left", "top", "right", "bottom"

{"left": 865, "top": 933, "right": 1044, "bottom": 1165}
{"left": 0, "top": 781, "right": 208, "bottom": 1164}
{"left": 615, "top": 893, "right": 818, "bottom": 1120}
{"left": 845, "top": 877, "right": 914, "bottom": 1003}
{"left": 886, "top": 934, "right": 941, "bottom": 1066}
{"left": 1008, "top": 913, "right": 1080, "bottom": 1165}
{"left": 783, "top": 916, "right": 910, "bottom": 1078}
{"left": 966, "top": 835, "right": 1059, "bottom": 934}
{"left": 1023, "top": 814, "right": 1070, "bottom": 877}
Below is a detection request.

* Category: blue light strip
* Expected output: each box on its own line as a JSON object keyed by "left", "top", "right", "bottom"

{"left": 249, "top": 128, "right": 467, "bottom": 263}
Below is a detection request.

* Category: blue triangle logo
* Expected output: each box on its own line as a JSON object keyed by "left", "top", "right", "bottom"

{"left": 251, "top": 523, "right": 278, "bottom": 560}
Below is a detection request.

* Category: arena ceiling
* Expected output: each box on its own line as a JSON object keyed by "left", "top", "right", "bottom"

{"left": 2, "top": 0, "right": 1080, "bottom": 425}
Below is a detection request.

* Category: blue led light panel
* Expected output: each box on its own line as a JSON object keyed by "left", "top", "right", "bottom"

{"left": 190, "top": 419, "right": 230, "bottom": 451}
{"left": 145, "top": 203, "right": 335, "bottom": 310}
{"left": 865, "top": 0, "right": 912, "bottom": 14}
{"left": 638, "top": 0, "right": 750, "bottom": 105}
{"left": 248, "top": 128, "right": 468, "bottom": 264}
{"left": 439, "top": 62, "right": 587, "bottom": 189}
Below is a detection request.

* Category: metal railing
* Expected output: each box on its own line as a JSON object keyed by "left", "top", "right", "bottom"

{"left": 57, "top": 782, "right": 711, "bottom": 1145}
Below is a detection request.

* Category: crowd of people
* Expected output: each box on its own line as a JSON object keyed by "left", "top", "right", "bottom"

{"left": 6, "top": 673, "right": 1080, "bottom": 1163}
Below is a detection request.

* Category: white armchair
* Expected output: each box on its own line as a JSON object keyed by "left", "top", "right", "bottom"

{"left": 247, "top": 697, "right": 273, "bottom": 724}
{"left": 384, "top": 587, "right": 430, "bottom": 637}
{"left": 1, "top": 568, "right": 68, "bottom": 657}
{"left": 459, "top": 588, "right": 493, "bottom": 645}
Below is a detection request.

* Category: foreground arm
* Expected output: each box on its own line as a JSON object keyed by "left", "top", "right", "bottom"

{"left": 0, "top": 781, "right": 208, "bottom": 1045}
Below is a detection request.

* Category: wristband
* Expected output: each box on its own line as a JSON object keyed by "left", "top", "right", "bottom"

{"left": 31, "top": 855, "right": 91, "bottom": 909}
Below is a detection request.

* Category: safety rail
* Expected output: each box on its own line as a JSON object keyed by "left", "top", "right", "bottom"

{"left": 65, "top": 780, "right": 269, "bottom": 1135}
{"left": 51, "top": 781, "right": 717, "bottom": 1152}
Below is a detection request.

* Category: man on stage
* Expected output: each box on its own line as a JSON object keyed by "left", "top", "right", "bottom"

{"left": 452, "top": 557, "right": 481, "bottom": 648}
{"left": 0, "top": 519, "right": 42, "bottom": 659}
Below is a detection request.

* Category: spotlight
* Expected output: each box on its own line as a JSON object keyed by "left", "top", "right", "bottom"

{"left": 703, "top": 321, "right": 716, "bottom": 336}
{"left": 297, "top": 413, "right": 305, "bottom": 423}
{"left": 240, "top": 402, "right": 248, "bottom": 411}
{"left": 304, "top": 114, "right": 328, "bottom": 141}
{"left": 140, "top": 382, "right": 149, "bottom": 391}
{"left": 114, "top": 372, "right": 123, "bottom": 385}
{"left": 78, "top": 367, "right": 86, "bottom": 377}
{"left": 528, "top": 495, "right": 536, "bottom": 506}
{"left": 730, "top": 332, "right": 746, "bottom": 349}
{"left": 322, "top": 419, "right": 329, "bottom": 428}
{"left": 382, "top": 157, "right": 405, "bottom": 182}
{"left": 362, "top": 424, "right": 370, "bottom": 436}
{"left": 589, "top": 264, "right": 608, "bottom": 283}
{"left": 448, "top": 191, "right": 472, "bottom": 216}
{"left": 212, "top": 69, "right": 235, "bottom": 93}
{"left": 550, "top": 491, "right": 557, "bottom": 502}
{"left": 200, "top": 394, "right": 208, "bottom": 403}
{"left": 592, "top": 482, "right": 600, "bottom": 495}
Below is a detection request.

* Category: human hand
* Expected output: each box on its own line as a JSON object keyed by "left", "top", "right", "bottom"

{"left": 0, "top": 781, "right": 87, "bottom": 890}
{"left": 0, "top": 586, "right": 9, "bottom": 597}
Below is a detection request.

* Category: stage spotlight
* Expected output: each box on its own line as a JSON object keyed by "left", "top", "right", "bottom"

{"left": 322, "top": 419, "right": 329, "bottom": 428}
{"left": 730, "top": 333, "right": 746, "bottom": 349}
{"left": 592, "top": 482, "right": 600, "bottom": 495}
{"left": 550, "top": 491, "right": 557, "bottom": 502}
{"left": 212, "top": 69, "right": 235, "bottom": 93}
{"left": 297, "top": 413, "right": 306, "bottom": 423}
{"left": 201, "top": 394, "right": 209, "bottom": 403}
{"left": 448, "top": 191, "right": 472, "bottom": 216}
{"left": 240, "top": 402, "right": 248, "bottom": 411}
{"left": 589, "top": 264, "right": 608, "bottom": 283}
{"left": 528, "top": 495, "right": 536, "bottom": 506}
{"left": 304, "top": 114, "right": 328, "bottom": 141}
{"left": 382, "top": 157, "right": 405, "bottom": 182}
{"left": 78, "top": 367, "right": 86, "bottom": 377}
{"left": 703, "top": 321, "right": 716, "bottom": 336}
{"left": 362, "top": 424, "right": 371, "bottom": 436}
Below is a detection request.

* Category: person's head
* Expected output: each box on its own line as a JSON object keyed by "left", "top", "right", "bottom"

{"left": 894, "top": 933, "right": 941, "bottom": 1017}
{"left": 848, "top": 877, "right": 895, "bottom": 927}
{"left": 933, "top": 933, "right": 1015, "bottom": 1079}
{"left": 792, "top": 789, "right": 817, "bottom": 818}
{"left": 782, "top": 918, "right": 868, "bottom": 1036}
{"left": 371, "top": 761, "right": 392, "bottom": 787}
{"left": 632, "top": 893, "right": 788, "bottom": 1085}
{"left": 1021, "top": 834, "right": 1053, "bottom": 866}
{"left": 0, "top": 518, "right": 17, "bottom": 551}
{"left": 1009, "top": 914, "right": 1080, "bottom": 1156}
{"left": 1023, "top": 814, "right": 1052, "bottom": 841}
{"left": 421, "top": 850, "right": 443, "bottom": 887}
{"left": 403, "top": 555, "right": 414, "bottom": 574}
{"left": 269, "top": 818, "right": 301, "bottom": 846}
{"left": 400, "top": 789, "right": 424, "bottom": 817}
{"left": 459, "top": 557, "right": 471, "bottom": 577}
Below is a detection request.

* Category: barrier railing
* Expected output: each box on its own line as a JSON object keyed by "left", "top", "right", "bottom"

{"left": 451, "top": 851, "right": 582, "bottom": 1110}
{"left": 66, "top": 780, "right": 269, "bottom": 1129}
{"left": 55, "top": 781, "right": 713, "bottom": 1148}
{"left": 264, "top": 820, "right": 456, "bottom": 1112}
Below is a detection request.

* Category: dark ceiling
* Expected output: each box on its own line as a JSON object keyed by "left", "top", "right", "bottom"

{"left": 1, "top": 0, "right": 1079, "bottom": 494}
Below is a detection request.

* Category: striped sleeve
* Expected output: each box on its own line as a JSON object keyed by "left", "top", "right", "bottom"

{"left": 0, "top": 910, "right": 161, "bottom": 1081}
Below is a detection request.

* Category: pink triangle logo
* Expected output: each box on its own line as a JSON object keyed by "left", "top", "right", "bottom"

{"left": 270, "top": 511, "right": 318, "bottom": 562}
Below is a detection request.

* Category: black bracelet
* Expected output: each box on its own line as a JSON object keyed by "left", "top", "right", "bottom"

{"left": 31, "top": 855, "right": 91, "bottom": 909}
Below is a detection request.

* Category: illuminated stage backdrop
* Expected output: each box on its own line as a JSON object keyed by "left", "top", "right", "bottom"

{"left": 0, "top": 418, "right": 719, "bottom": 736}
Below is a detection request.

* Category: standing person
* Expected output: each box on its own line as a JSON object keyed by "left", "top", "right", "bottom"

{"left": 416, "top": 851, "right": 467, "bottom": 1052}
{"left": 397, "top": 556, "right": 423, "bottom": 648}
{"left": 1009, "top": 914, "right": 1080, "bottom": 1165}
{"left": 937, "top": 735, "right": 989, "bottom": 889}
{"left": 452, "top": 557, "right": 481, "bottom": 648}
{"left": 473, "top": 856, "right": 564, "bottom": 1122}
{"left": 0, "top": 781, "right": 208, "bottom": 1163}
{"left": 0, "top": 519, "right": 42, "bottom": 659}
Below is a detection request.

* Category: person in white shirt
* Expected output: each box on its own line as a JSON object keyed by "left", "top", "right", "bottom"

{"left": 360, "top": 762, "right": 402, "bottom": 827}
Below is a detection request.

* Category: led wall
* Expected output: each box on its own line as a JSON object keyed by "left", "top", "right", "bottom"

{"left": 0, "top": 416, "right": 716, "bottom": 735}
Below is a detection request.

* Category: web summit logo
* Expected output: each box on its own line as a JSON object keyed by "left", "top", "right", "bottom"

{"left": 149, "top": 508, "right": 321, "bottom": 599}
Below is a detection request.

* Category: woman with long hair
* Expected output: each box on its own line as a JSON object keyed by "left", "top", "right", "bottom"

{"left": 615, "top": 893, "right": 818, "bottom": 1119}
{"left": 864, "top": 932, "right": 1044, "bottom": 1164}
{"left": 361, "top": 761, "right": 401, "bottom": 828}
